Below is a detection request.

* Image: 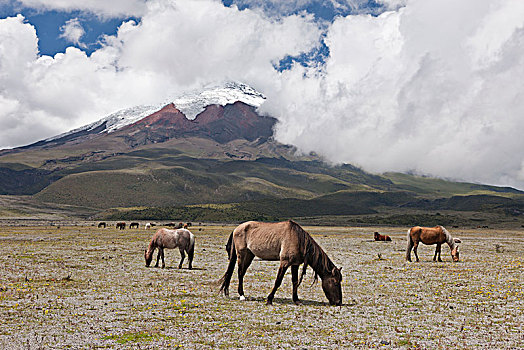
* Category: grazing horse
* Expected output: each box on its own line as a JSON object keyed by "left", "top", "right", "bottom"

{"left": 219, "top": 220, "right": 343, "bottom": 306}
{"left": 406, "top": 226, "right": 461, "bottom": 262}
{"left": 374, "top": 232, "right": 391, "bottom": 241}
{"left": 144, "top": 223, "right": 151, "bottom": 229}
{"left": 129, "top": 222, "right": 139, "bottom": 229}
{"left": 144, "top": 228, "right": 195, "bottom": 269}
{"left": 116, "top": 222, "right": 126, "bottom": 230}
{"left": 97, "top": 222, "right": 106, "bottom": 228}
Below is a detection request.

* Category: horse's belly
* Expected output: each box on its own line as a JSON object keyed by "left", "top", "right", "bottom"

{"left": 248, "top": 245, "right": 280, "bottom": 261}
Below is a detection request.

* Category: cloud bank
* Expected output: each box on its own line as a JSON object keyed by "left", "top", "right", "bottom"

{"left": 1, "top": 0, "right": 524, "bottom": 189}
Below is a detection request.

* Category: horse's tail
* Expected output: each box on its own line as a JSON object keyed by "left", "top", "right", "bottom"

{"left": 187, "top": 232, "right": 195, "bottom": 264}
{"left": 225, "top": 231, "right": 233, "bottom": 260}
{"left": 219, "top": 232, "right": 237, "bottom": 296}
{"left": 406, "top": 228, "right": 414, "bottom": 260}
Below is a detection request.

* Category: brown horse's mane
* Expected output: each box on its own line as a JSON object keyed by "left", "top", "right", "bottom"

{"left": 289, "top": 221, "right": 336, "bottom": 285}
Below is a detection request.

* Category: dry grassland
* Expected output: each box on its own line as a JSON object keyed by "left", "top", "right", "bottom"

{"left": 0, "top": 223, "right": 522, "bottom": 349}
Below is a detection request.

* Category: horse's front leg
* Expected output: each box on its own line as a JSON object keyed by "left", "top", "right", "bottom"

{"left": 178, "top": 248, "right": 185, "bottom": 269}
{"left": 154, "top": 248, "right": 161, "bottom": 268}
{"left": 160, "top": 248, "right": 165, "bottom": 268}
{"left": 413, "top": 242, "right": 420, "bottom": 262}
{"left": 267, "top": 261, "right": 289, "bottom": 305}
{"left": 291, "top": 265, "right": 301, "bottom": 305}
{"left": 433, "top": 244, "right": 440, "bottom": 261}
{"left": 436, "top": 244, "right": 442, "bottom": 262}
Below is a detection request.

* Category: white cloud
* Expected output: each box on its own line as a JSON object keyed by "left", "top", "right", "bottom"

{"left": 262, "top": 0, "right": 524, "bottom": 189}
{"left": 15, "top": 0, "right": 148, "bottom": 17}
{"left": 59, "top": 18, "right": 85, "bottom": 47}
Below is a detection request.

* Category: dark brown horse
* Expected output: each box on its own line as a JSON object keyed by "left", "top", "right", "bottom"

{"left": 374, "top": 232, "right": 391, "bottom": 241}
{"left": 406, "top": 226, "right": 461, "bottom": 262}
{"left": 116, "top": 222, "right": 126, "bottom": 230}
{"left": 129, "top": 222, "right": 139, "bottom": 229}
{"left": 145, "top": 228, "right": 195, "bottom": 269}
{"left": 220, "top": 220, "right": 342, "bottom": 306}
{"left": 97, "top": 222, "right": 106, "bottom": 228}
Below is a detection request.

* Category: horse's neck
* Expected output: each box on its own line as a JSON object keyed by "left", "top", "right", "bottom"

{"left": 147, "top": 239, "right": 158, "bottom": 253}
{"left": 442, "top": 228, "right": 456, "bottom": 250}
{"left": 305, "top": 238, "right": 335, "bottom": 279}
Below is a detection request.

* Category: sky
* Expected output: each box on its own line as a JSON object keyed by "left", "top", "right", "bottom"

{"left": 1, "top": 0, "right": 524, "bottom": 190}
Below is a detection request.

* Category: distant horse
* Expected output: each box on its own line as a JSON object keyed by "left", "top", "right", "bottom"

{"left": 97, "top": 222, "right": 106, "bottom": 228}
{"left": 406, "top": 226, "right": 461, "bottom": 262}
{"left": 145, "top": 223, "right": 151, "bottom": 229}
{"left": 144, "top": 228, "right": 195, "bottom": 269}
{"left": 374, "top": 232, "right": 391, "bottom": 241}
{"left": 129, "top": 222, "right": 139, "bottom": 229}
{"left": 116, "top": 222, "right": 126, "bottom": 230}
{"left": 220, "top": 220, "right": 343, "bottom": 306}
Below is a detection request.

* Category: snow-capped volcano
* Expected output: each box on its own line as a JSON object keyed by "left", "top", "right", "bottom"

{"left": 43, "top": 82, "right": 266, "bottom": 143}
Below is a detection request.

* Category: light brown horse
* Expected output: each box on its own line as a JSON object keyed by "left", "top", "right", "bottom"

{"left": 406, "top": 226, "right": 461, "bottom": 262}
{"left": 220, "top": 220, "right": 343, "bottom": 306}
{"left": 144, "top": 228, "right": 195, "bottom": 269}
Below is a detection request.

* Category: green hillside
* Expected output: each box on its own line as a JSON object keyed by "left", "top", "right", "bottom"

{"left": 1, "top": 135, "right": 524, "bottom": 227}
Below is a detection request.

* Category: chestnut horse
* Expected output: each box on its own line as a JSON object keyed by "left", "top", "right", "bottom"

{"left": 220, "top": 220, "right": 342, "bottom": 306}
{"left": 406, "top": 226, "right": 461, "bottom": 262}
{"left": 144, "top": 228, "right": 195, "bottom": 269}
{"left": 374, "top": 232, "right": 391, "bottom": 241}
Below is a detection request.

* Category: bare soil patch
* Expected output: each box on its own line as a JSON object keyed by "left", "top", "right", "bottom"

{"left": 1, "top": 224, "right": 522, "bottom": 348}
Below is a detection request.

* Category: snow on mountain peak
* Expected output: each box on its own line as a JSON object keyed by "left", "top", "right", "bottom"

{"left": 172, "top": 82, "right": 266, "bottom": 120}
{"left": 44, "top": 82, "right": 266, "bottom": 142}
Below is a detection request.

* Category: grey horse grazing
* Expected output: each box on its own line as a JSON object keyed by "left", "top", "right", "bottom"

{"left": 144, "top": 228, "right": 195, "bottom": 269}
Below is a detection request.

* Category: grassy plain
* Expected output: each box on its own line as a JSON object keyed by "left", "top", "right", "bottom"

{"left": 0, "top": 223, "right": 522, "bottom": 349}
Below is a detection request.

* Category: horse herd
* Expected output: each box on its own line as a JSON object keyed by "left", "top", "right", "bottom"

{"left": 139, "top": 221, "right": 462, "bottom": 306}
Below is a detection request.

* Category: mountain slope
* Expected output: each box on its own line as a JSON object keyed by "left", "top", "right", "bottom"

{"left": 0, "top": 82, "right": 523, "bottom": 221}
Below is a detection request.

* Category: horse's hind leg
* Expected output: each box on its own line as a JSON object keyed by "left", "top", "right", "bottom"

{"left": 237, "top": 250, "right": 254, "bottom": 300}
{"left": 406, "top": 239, "right": 413, "bottom": 262}
{"left": 291, "top": 265, "right": 301, "bottom": 305}
{"left": 413, "top": 242, "right": 420, "bottom": 262}
{"left": 178, "top": 248, "right": 185, "bottom": 269}
{"left": 267, "top": 261, "right": 289, "bottom": 305}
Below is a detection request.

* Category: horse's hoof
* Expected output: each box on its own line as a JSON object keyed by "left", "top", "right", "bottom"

{"left": 239, "top": 295, "right": 246, "bottom": 301}
{"left": 293, "top": 300, "right": 302, "bottom": 306}
{"left": 266, "top": 300, "right": 273, "bottom": 305}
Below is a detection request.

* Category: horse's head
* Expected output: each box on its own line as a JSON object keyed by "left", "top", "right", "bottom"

{"left": 374, "top": 232, "right": 379, "bottom": 240}
{"left": 144, "top": 248, "right": 153, "bottom": 267}
{"left": 322, "top": 267, "right": 343, "bottom": 306}
{"left": 451, "top": 246, "right": 460, "bottom": 262}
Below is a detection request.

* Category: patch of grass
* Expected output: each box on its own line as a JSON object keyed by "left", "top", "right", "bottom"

{"left": 102, "top": 331, "right": 173, "bottom": 344}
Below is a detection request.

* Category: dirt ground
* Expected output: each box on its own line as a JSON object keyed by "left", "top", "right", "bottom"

{"left": 0, "top": 223, "right": 522, "bottom": 349}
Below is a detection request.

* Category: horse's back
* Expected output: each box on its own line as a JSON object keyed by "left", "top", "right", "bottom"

{"left": 233, "top": 221, "right": 301, "bottom": 261}
{"left": 411, "top": 226, "right": 447, "bottom": 244}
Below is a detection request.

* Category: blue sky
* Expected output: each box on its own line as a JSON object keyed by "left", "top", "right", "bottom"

{"left": 0, "top": 0, "right": 389, "bottom": 64}
{"left": 1, "top": 0, "right": 524, "bottom": 189}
